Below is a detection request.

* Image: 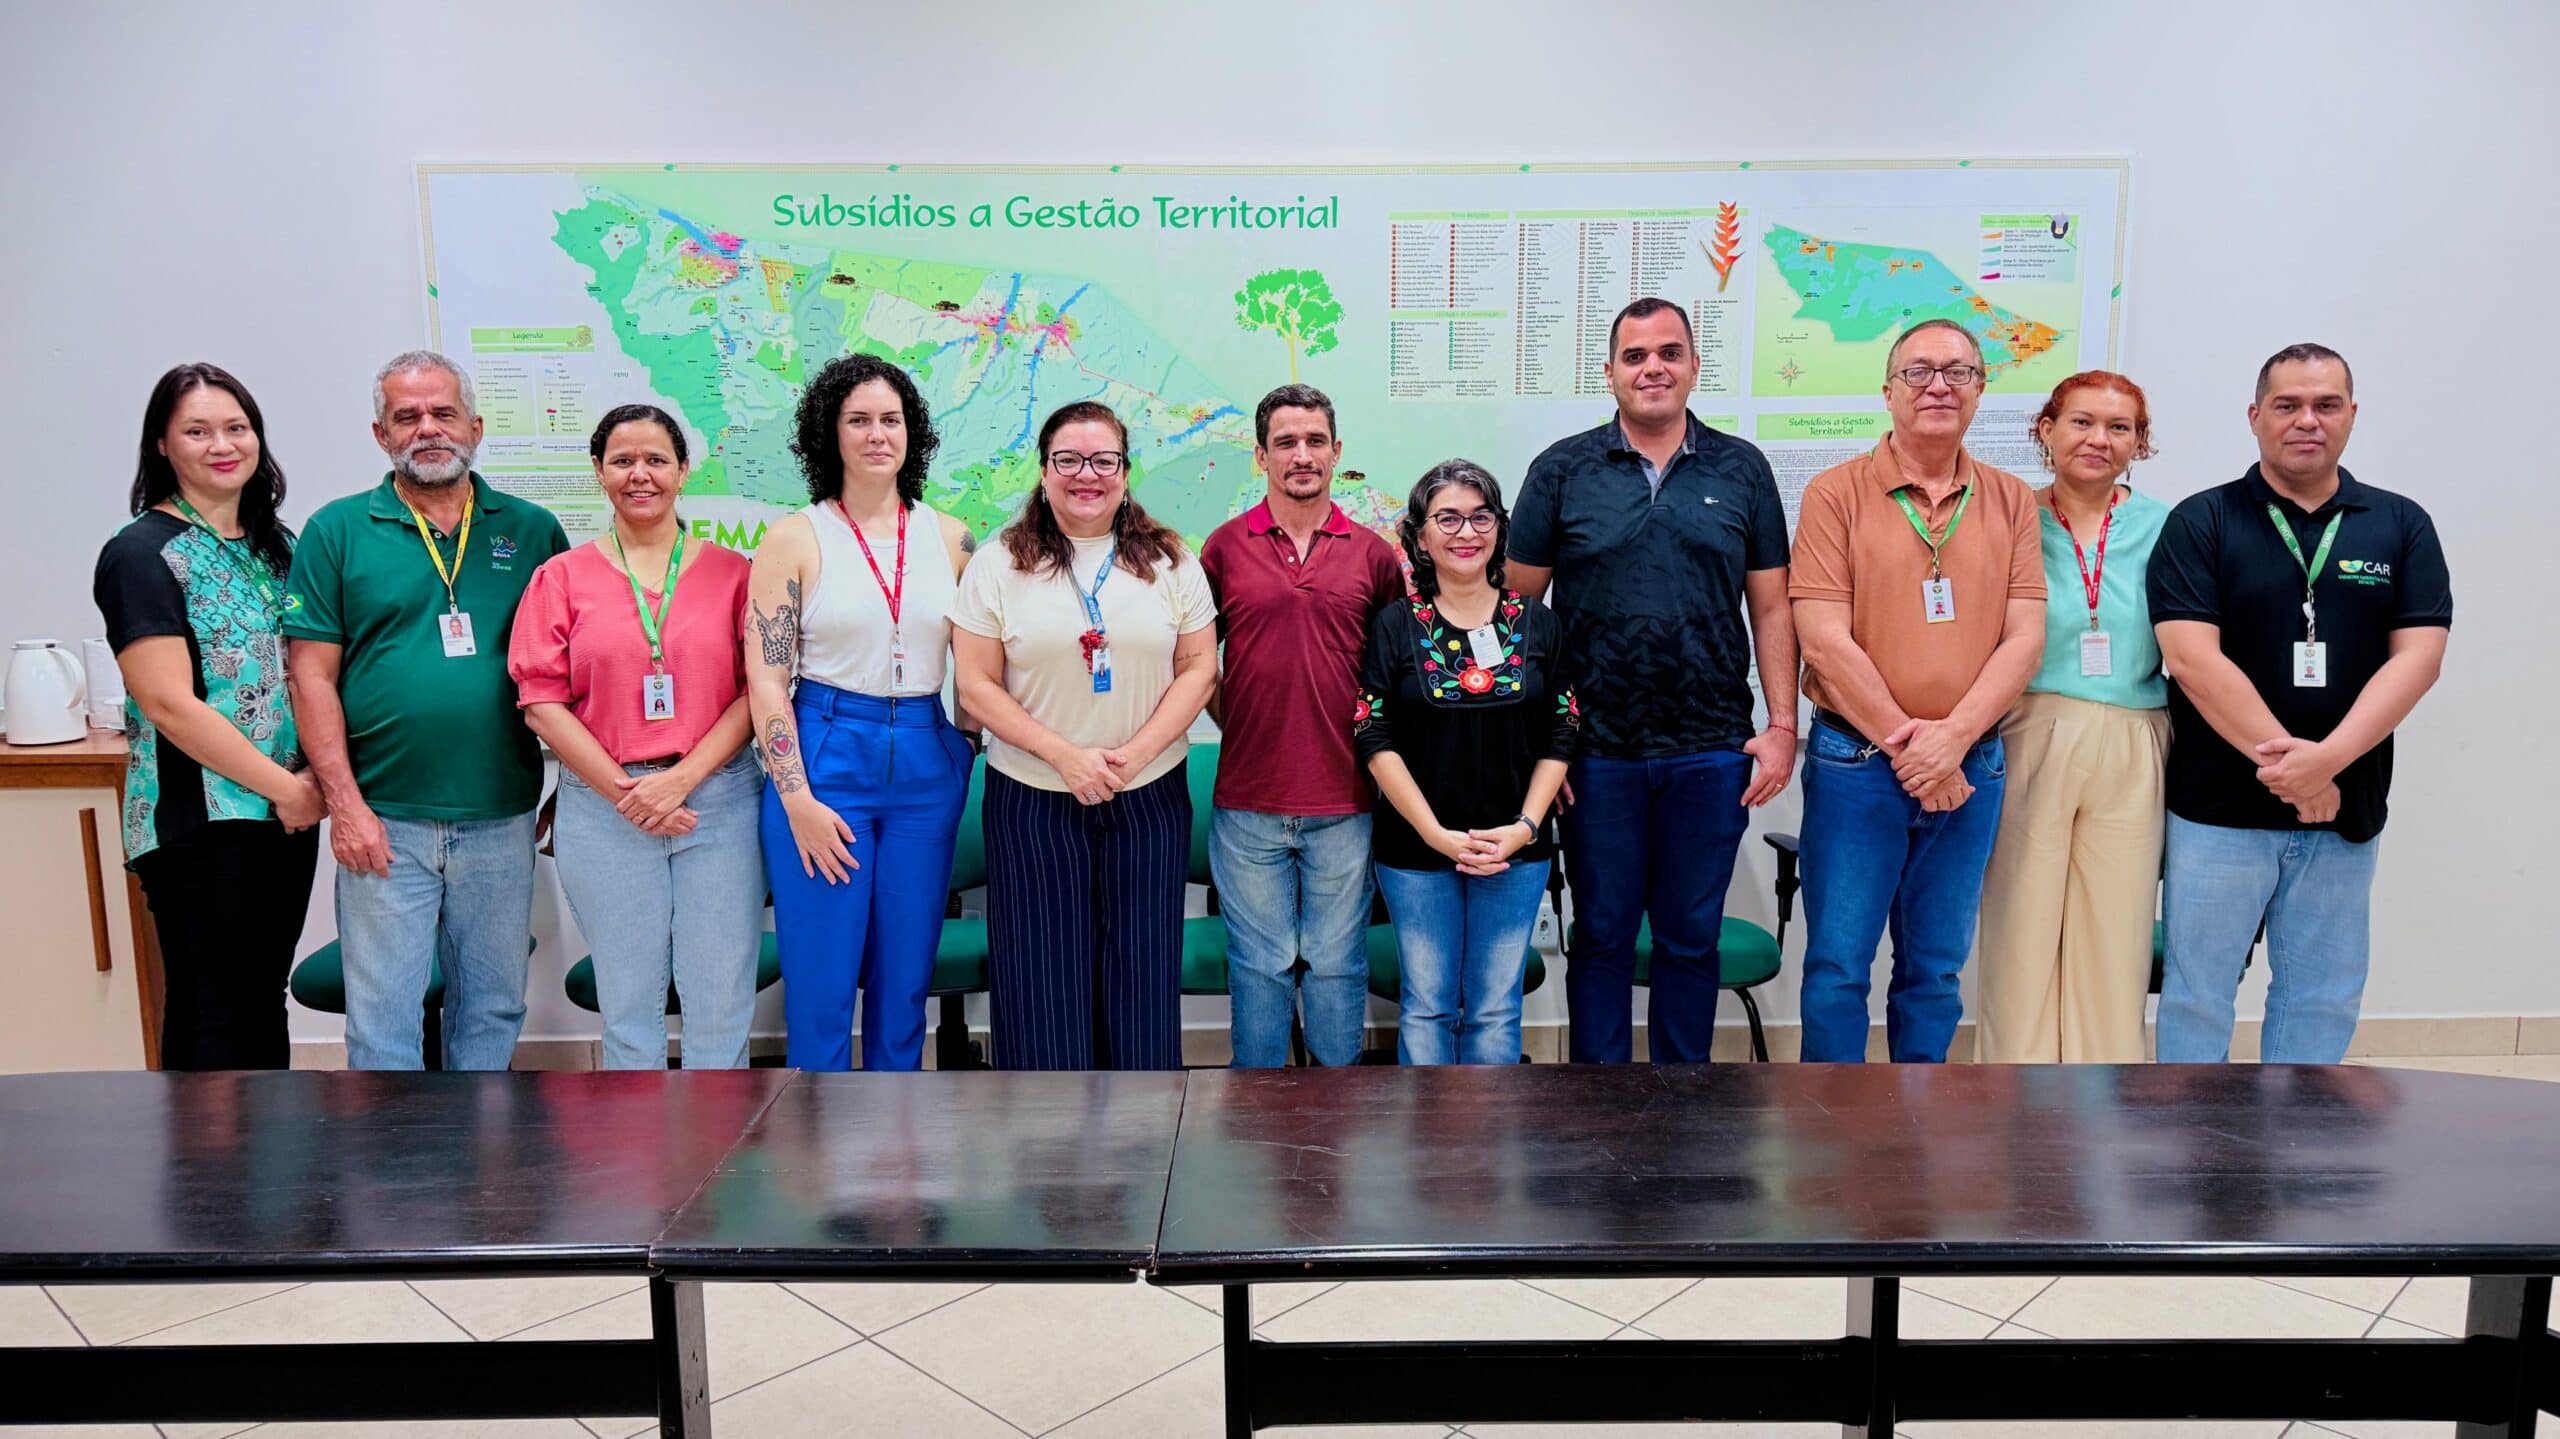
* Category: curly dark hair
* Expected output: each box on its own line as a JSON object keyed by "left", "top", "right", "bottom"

{"left": 1398, "top": 458, "right": 1509, "bottom": 600}
{"left": 791, "top": 354, "right": 938, "bottom": 505}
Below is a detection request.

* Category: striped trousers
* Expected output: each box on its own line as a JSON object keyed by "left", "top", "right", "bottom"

{"left": 984, "top": 761, "right": 1190, "bottom": 1070}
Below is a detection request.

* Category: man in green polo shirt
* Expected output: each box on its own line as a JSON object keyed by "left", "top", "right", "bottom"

{"left": 284, "top": 350, "right": 567, "bottom": 1069}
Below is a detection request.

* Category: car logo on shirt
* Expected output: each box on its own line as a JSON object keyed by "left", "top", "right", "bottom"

{"left": 2337, "top": 558, "right": 2392, "bottom": 585}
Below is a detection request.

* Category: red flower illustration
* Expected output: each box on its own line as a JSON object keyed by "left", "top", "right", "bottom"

{"left": 1352, "top": 698, "right": 1372, "bottom": 723}
{"left": 1460, "top": 666, "right": 1494, "bottom": 694}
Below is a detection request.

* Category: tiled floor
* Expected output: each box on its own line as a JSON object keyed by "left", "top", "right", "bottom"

{"left": 4, "top": 1054, "right": 2549, "bottom": 1439}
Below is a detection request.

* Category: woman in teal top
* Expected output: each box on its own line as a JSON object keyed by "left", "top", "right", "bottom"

{"left": 93, "top": 363, "right": 325, "bottom": 1070}
{"left": 1976, "top": 372, "right": 2170, "bottom": 1063}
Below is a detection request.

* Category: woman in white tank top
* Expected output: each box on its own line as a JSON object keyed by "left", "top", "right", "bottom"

{"left": 744, "top": 355, "right": 979, "bottom": 1071}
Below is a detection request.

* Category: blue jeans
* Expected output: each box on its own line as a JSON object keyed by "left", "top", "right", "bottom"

{"left": 764, "top": 685, "right": 971, "bottom": 1072}
{"left": 1375, "top": 859, "right": 1550, "bottom": 1066}
{"left": 556, "top": 751, "right": 765, "bottom": 1070}
{"left": 1797, "top": 718, "right": 2006, "bottom": 1063}
{"left": 1561, "top": 749, "right": 1754, "bottom": 1063}
{"left": 2158, "top": 813, "right": 2381, "bottom": 1063}
{"left": 1211, "top": 808, "right": 1374, "bottom": 1067}
{"left": 337, "top": 809, "right": 537, "bottom": 1070}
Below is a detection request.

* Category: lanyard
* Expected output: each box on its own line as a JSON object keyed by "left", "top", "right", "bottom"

{"left": 170, "top": 496, "right": 280, "bottom": 611}
{"left": 1077, "top": 540, "right": 1118, "bottom": 633}
{"left": 2265, "top": 503, "right": 2343, "bottom": 641}
{"left": 2051, "top": 493, "right": 2116, "bottom": 630}
{"left": 835, "top": 499, "right": 908, "bottom": 626}
{"left": 1892, "top": 482, "right": 1973, "bottom": 578}
{"left": 403, "top": 497, "right": 473, "bottom": 612}
{"left": 607, "top": 526, "right": 686, "bottom": 670}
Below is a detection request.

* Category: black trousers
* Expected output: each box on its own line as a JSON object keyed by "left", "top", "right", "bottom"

{"left": 132, "top": 820, "right": 321, "bottom": 1070}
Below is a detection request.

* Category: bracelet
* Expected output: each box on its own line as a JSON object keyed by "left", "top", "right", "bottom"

{"left": 1764, "top": 720, "right": 1798, "bottom": 734}
{"left": 1512, "top": 811, "right": 1541, "bottom": 832}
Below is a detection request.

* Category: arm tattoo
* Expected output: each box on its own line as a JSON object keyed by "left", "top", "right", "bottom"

{"left": 751, "top": 577, "right": 802, "bottom": 670}
{"left": 959, "top": 528, "right": 978, "bottom": 554}
{"left": 762, "top": 713, "right": 808, "bottom": 795}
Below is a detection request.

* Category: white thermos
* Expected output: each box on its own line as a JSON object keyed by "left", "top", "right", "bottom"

{"left": 4, "top": 640, "right": 90, "bottom": 746}
{"left": 82, "top": 638, "right": 125, "bottom": 731}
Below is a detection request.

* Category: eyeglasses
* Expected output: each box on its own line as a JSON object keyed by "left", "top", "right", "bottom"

{"left": 1046, "top": 450, "right": 1125, "bottom": 478}
{"left": 1894, "top": 364, "right": 1982, "bottom": 389}
{"left": 1429, "top": 510, "right": 1498, "bottom": 535}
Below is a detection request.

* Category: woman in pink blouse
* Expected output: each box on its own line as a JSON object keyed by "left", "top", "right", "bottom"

{"left": 509, "top": 404, "right": 761, "bottom": 1068}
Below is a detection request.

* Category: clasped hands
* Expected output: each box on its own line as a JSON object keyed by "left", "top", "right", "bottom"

{"left": 613, "top": 766, "right": 701, "bottom": 836}
{"left": 1431, "top": 820, "right": 1535, "bottom": 876}
{"left": 1882, "top": 716, "right": 1977, "bottom": 813}
{"left": 1048, "top": 742, "right": 1152, "bottom": 807}
{"left": 2253, "top": 734, "right": 2343, "bottom": 824}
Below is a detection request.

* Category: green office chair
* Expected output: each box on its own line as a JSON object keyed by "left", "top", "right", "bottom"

{"left": 560, "top": 932, "right": 786, "bottom": 1065}
{"left": 929, "top": 762, "right": 993, "bottom": 1070}
{"left": 1563, "top": 832, "right": 1797, "bottom": 1062}
{"left": 287, "top": 935, "right": 535, "bottom": 1071}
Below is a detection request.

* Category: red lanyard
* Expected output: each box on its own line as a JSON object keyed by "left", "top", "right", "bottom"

{"left": 834, "top": 499, "right": 907, "bottom": 624}
{"left": 2051, "top": 494, "right": 2115, "bottom": 620}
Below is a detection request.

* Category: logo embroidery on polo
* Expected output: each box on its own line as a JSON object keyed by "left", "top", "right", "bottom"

{"left": 282, "top": 593, "right": 304, "bottom": 613}
{"left": 488, "top": 535, "right": 518, "bottom": 570}
{"left": 2337, "top": 559, "right": 2393, "bottom": 585}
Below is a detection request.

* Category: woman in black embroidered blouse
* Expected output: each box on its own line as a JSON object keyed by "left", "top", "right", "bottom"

{"left": 1352, "top": 459, "right": 1577, "bottom": 1064}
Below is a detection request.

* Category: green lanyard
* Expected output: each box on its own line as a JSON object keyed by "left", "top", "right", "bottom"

{"left": 1892, "top": 483, "right": 1974, "bottom": 578}
{"left": 170, "top": 495, "right": 281, "bottom": 612}
{"left": 608, "top": 527, "right": 686, "bottom": 670}
{"left": 2265, "top": 504, "right": 2342, "bottom": 641}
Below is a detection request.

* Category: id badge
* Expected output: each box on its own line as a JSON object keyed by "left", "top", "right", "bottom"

{"left": 642, "top": 673, "right": 676, "bottom": 721}
{"left": 1465, "top": 624, "right": 1505, "bottom": 671}
{"left": 890, "top": 639, "right": 908, "bottom": 690}
{"left": 439, "top": 611, "right": 477, "bottom": 658}
{"left": 2079, "top": 628, "right": 2113, "bottom": 678}
{"left": 2293, "top": 641, "right": 2328, "bottom": 688}
{"left": 1091, "top": 645, "right": 1113, "bottom": 694}
{"left": 1921, "top": 578, "right": 1956, "bottom": 624}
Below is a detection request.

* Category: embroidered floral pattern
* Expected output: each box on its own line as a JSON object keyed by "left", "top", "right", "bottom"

{"left": 1408, "top": 593, "right": 1527, "bottom": 703}
{"left": 1351, "top": 689, "right": 1385, "bottom": 734}
{"left": 1557, "top": 688, "right": 1582, "bottom": 730}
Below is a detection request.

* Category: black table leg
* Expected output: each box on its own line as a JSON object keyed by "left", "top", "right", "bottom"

{"left": 2459, "top": 1276, "right": 2552, "bottom": 1438}
{"left": 1845, "top": 1277, "right": 1900, "bottom": 1439}
{"left": 1224, "top": 1284, "right": 1255, "bottom": 1437}
{"left": 653, "top": 1274, "right": 712, "bottom": 1438}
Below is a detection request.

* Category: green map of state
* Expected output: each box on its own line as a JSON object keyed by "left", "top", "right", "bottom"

{"left": 1753, "top": 224, "right": 2073, "bottom": 396}
{"left": 551, "top": 185, "right": 1397, "bottom": 543}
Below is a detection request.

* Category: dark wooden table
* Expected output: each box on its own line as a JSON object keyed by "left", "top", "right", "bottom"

{"left": 1155, "top": 1063, "right": 2560, "bottom": 1436}
{"left": 653, "top": 1069, "right": 1188, "bottom": 1280}
{"left": 0, "top": 1068, "right": 787, "bottom": 1434}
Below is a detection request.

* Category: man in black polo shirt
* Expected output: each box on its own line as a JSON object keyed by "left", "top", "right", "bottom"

{"left": 1510, "top": 297, "right": 1796, "bottom": 1064}
{"left": 2149, "top": 342, "right": 2451, "bottom": 1063}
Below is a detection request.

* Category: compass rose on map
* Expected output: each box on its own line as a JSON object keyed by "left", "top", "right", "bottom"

{"left": 1778, "top": 358, "right": 1804, "bottom": 388}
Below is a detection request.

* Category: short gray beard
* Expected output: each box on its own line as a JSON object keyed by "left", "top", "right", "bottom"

{"left": 394, "top": 434, "right": 475, "bottom": 487}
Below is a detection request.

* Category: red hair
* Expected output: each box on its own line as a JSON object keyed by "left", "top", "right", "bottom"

{"left": 2034, "top": 370, "right": 2157, "bottom": 466}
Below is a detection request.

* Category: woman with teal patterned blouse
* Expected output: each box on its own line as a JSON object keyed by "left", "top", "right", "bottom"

{"left": 94, "top": 364, "right": 324, "bottom": 1069}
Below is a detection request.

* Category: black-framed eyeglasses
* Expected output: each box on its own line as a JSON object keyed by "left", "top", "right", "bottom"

{"left": 1429, "top": 510, "right": 1498, "bottom": 535}
{"left": 1047, "top": 450, "right": 1126, "bottom": 478}
{"left": 1894, "top": 364, "right": 1981, "bottom": 389}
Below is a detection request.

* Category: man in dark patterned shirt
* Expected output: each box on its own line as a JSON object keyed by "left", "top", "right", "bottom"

{"left": 1509, "top": 298, "right": 1798, "bottom": 1064}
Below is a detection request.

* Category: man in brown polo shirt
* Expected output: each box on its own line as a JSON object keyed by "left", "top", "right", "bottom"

{"left": 1201, "top": 384, "right": 1407, "bottom": 1067}
{"left": 1788, "top": 318, "right": 2047, "bottom": 1062}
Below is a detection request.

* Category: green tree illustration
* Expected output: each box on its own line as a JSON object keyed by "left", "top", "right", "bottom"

{"left": 1233, "top": 269, "right": 1343, "bottom": 382}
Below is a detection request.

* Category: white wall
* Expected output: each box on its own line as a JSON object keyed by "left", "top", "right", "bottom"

{"left": 6, "top": 0, "right": 2552, "bottom": 1038}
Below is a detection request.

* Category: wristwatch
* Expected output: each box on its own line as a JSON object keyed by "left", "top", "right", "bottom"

{"left": 1512, "top": 811, "right": 1540, "bottom": 834}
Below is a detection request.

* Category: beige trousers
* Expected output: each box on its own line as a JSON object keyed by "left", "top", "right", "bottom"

{"left": 1975, "top": 692, "right": 2169, "bottom": 1062}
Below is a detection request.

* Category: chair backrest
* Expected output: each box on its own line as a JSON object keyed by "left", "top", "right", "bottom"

{"left": 950, "top": 764, "right": 989, "bottom": 893}
{"left": 1186, "top": 742, "right": 1219, "bottom": 887}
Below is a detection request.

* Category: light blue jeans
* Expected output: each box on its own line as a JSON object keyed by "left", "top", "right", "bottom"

{"left": 1375, "top": 859, "right": 1550, "bottom": 1066}
{"left": 2158, "top": 813, "right": 2382, "bottom": 1063}
{"left": 1211, "top": 808, "right": 1375, "bottom": 1067}
{"left": 556, "top": 751, "right": 765, "bottom": 1070}
{"left": 338, "top": 809, "right": 537, "bottom": 1070}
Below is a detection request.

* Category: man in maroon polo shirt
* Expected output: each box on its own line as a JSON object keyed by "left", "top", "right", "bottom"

{"left": 1202, "top": 385, "right": 1407, "bottom": 1066}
